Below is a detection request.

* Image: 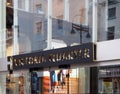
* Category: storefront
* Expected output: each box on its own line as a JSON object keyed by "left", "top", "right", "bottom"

{"left": 97, "top": 39, "right": 120, "bottom": 94}
{"left": 98, "top": 65, "right": 120, "bottom": 94}
{"left": 5, "top": 70, "right": 30, "bottom": 94}
{"left": 7, "top": 43, "right": 96, "bottom": 94}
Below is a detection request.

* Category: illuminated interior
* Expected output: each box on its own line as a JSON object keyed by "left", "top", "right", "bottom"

{"left": 6, "top": 0, "right": 13, "bottom": 56}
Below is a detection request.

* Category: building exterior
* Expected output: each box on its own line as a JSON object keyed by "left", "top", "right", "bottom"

{"left": 0, "top": 0, "right": 120, "bottom": 94}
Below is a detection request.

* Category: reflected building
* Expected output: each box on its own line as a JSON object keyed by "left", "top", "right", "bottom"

{"left": 0, "top": 0, "right": 120, "bottom": 94}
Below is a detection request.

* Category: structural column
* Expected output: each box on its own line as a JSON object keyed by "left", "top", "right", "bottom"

{"left": 13, "top": 0, "right": 19, "bottom": 55}
{"left": 90, "top": 0, "right": 98, "bottom": 94}
{"left": 85, "top": 0, "right": 88, "bottom": 25}
{"left": 0, "top": 0, "right": 6, "bottom": 58}
{"left": 105, "top": 0, "right": 108, "bottom": 32}
{"left": 47, "top": 0, "right": 52, "bottom": 49}
{"left": 0, "top": 1, "right": 6, "bottom": 94}
{"left": 85, "top": 0, "right": 90, "bottom": 93}
{"left": 64, "top": 0, "right": 69, "bottom": 21}
{"left": 92, "top": 0, "right": 98, "bottom": 43}
{"left": 25, "top": 0, "right": 29, "bottom": 12}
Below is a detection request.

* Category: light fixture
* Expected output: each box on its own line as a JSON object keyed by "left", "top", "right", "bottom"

{"left": 70, "top": 23, "right": 91, "bottom": 44}
{"left": 7, "top": 2, "right": 11, "bottom": 6}
{"left": 7, "top": 0, "right": 12, "bottom": 6}
{"left": 70, "top": 28, "right": 76, "bottom": 34}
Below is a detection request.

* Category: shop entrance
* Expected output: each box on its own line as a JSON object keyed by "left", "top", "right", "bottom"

{"left": 6, "top": 67, "right": 92, "bottom": 94}
{"left": 7, "top": 43, "right": 96, "bottom": 94}
{"left": 30, "top": 68, "right": 80, "bottom": 94}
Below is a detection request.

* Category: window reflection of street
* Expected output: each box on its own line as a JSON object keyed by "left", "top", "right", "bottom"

{"left": 6, "top": 74, "right": 15, "bottom": 94}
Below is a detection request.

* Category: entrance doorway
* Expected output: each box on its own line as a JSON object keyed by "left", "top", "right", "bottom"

{"left": 31, "top": 68, "right": 80, "bottom": 94}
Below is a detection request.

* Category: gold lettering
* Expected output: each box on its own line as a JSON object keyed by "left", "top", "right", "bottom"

{"left": 41, "top": 55, "right": 46, "bottom": 63}
{"left": 84, "top": 48, "right": 90, "bottom": 58}
{"left": 14, "top": 59, "right": 18, "bottom": 66}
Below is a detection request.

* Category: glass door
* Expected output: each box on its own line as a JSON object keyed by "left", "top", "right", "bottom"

{"left": 31, "top": 68, "right": 80, "bottom": 94}
{"left": 30, "top": 67, "right": 90, "bottom": 94}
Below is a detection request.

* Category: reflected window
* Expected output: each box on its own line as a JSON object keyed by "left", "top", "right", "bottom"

{"left": 35, "top": 22, "right": 42, "bottom": 34}
{"left": 57, "top": 15, "right": 63, "bottom": 32}
{"left": 108, "top": 0, "right": 119, "bottom": 5}
{"left": 107, "top": 26, "right": 115, "bottom": 40}
{"left": 108, "top": 7, "right": 116, "bottom": 20}
{"left": 58, "top": 19, "right": 63, "bottom": 31}
{"left": 36, "top": 4, "right": 43, "bottom": 14}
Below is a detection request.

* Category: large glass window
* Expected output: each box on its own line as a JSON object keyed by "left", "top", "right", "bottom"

{"left": 30, "top": 67, "right": 91, "bottom": 94}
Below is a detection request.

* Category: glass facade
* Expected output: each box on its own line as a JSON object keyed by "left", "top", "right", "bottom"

{"left": 30, "top": 67, "right": 90, "bottom": 94}
{"left": 0, "top": 67, "right": 90, "bottom": 94}
{"left": 5, "top": 0, "right": 120, "bottom": 55}
{"left": 6, "top": 0, "right": 94, "bottom": 55}
{"left": 0, "top": 0, "right": 119, "bottom": 94}
{"left": 0, "top": 67, "right": 91, "bottom": 94}
{"left": 1, "top": 66, "right": 120, "bottom": 94}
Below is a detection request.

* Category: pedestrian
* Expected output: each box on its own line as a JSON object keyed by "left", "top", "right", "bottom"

{"left": 50, "top": 70, "right": 58, "bottom": 93}
{"left": 58, "top": 70, "right": 66, "bottom": 89}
